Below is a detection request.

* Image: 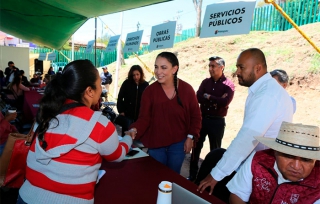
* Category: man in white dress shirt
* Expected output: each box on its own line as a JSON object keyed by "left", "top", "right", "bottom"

{"left": 227, "top": 122, "right": 320, "bottom": 204}
{"left": 196, "top": 48, "right": 293, "bottom": 202}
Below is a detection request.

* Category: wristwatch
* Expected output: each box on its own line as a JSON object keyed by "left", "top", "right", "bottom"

{"left": 187, "top": 134, "right": 194, "bottom": 140}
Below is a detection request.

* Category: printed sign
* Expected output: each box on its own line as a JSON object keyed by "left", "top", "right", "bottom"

{"left": 200, "top": 1, "right": 256, "bottom": 38}
{"left": 106, "top": 35, "right": 120, "bottom": 52}
{"left": 47, "top": 52, "right": 56, "bottom": 61}
{"left": 38, "top": 53, "right": 47, "bottom": 61}
{"left": 123, "top": 30, "right": 143, "bottom": 53}
{"left": 149, "top": 21, "right": 176, "bottom": 51}
{"left": 85, "top": 40, "right": 95, "bottom": 53}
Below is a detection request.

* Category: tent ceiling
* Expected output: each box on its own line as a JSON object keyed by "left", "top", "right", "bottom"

{"left": 0, "top": 0, "right": 172, "bottom": 49}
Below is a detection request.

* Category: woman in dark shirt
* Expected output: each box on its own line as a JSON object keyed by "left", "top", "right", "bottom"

{"left": 47, "top": 67, "right": 55, "bottom": 75}
{"left": 117, "top": 65, "right": 149, "bottom": 134}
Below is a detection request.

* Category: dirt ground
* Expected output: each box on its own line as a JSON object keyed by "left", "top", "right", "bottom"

{"left": 107, "top": 22, "right": 320, "bottom": 178}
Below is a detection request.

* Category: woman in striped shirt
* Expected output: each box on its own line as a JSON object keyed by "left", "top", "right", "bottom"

{"left": 18, "top": 60, "right": 134, "bottom": 204}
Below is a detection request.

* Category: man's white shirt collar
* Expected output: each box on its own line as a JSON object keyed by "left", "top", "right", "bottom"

{"left": 248, "top": 73, "right": 271, "bottom": 95}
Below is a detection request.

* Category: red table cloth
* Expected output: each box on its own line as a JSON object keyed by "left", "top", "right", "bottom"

{"left": 23, "top": 90, "right": 43, "bottom": 123}
{"left": 94, "top": 156, "right": 225, "bottom": 204}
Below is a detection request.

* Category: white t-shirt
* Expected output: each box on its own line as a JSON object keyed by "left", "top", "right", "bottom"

{"left": 226, "top": 151, "right": 320, "bottom": 204}
{"left": 210, "top": 73, "right": 293, "bottom": 181}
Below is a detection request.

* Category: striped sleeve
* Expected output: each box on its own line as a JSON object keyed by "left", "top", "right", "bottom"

{"left": 90, "top": 115, "right": 132, "bottom": 162}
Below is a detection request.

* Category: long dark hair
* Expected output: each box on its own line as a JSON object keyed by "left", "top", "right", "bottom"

{"left": 156, "top": 52, "right": 183, "bottom": 107}
{"left": 8, "top": 73, "right": 22, "bottom": 92}
{"left": 36, "top": 60, "right": 98, "bottom": 149}
{"left": 127, "top": 65, "right": 145, "bottom": 84}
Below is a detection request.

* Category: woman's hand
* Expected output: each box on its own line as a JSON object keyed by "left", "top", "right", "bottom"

{"left": 184, "top": 138, "right": 193, "bottom": 153}
{"left": 124, "top": 128, "right": 137, "bottom": 140}
{"left": 5, "top": 112, "right": 17, "bottom": 122}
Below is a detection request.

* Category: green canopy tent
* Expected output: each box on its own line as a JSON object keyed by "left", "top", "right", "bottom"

{"left": 0, "top": 0, "right": 171, "bottom": 49}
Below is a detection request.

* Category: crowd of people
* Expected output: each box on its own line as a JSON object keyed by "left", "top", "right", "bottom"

{"left": 0, "top": 48, "right": 319, "bottom": 204}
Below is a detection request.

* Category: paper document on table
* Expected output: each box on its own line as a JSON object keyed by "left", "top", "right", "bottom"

{"left": 96, "top": 170, "right": 106, "bottom": 184}
{"left": 124, "top": 148, "right": 148, "bottom": 160}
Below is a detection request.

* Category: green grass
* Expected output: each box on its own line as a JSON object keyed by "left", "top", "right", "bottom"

{"left": 308, "top": 53, "right": 320, "bottom": 74}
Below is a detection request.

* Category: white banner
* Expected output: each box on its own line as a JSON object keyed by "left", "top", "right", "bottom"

{"left": 200, "top": 1, "right": 256, "bottom": 38}
{"left": 47, "top": 52, "right": 56, "bottom": 61}
{"left": 38, "top": 53, "right": 47, "bottom": 61}
{"left": 123, "top": 30, "right": 143, "bottom": 53}
{"left": 106, "top": 35, "right": 120, "bottom": 52}
{"left": 85, "top": 40, "right": 95, "bottom": 53}
{"left": 149, "top": 21, "right": 176, "bottom": 51}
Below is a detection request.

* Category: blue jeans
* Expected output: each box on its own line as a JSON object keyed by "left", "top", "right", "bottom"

{"left": 17, "top": 194, "right": 27, "bottom": 204}
{"left": 148, "top": 139, "right": 186, "bottom": 174}
{"left": 0, "top": 142, "right": 6, "bottom": 156}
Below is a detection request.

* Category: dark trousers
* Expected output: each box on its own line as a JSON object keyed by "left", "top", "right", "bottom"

{"left": 189, "top": 117, "right": 225, "bottom": 178}
{"left": 195, "top": 148, "right": 236, "bottom": 204}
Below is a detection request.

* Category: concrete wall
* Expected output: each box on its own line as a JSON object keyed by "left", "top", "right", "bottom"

{"left": 0, "top": 46, "right": 30, "bottom": 79}
{"left": 0, "top": 46, "right": 52, "bottom": 80}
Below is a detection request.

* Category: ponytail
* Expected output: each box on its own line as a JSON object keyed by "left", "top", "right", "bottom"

{"left": 174, "top": 73, "right": 183, "bottom": 107}
{"left": 36, "top": 73, "right": 67, "bottom": 149}
{"left": 35, "top": 59, "right": 97, "bottom": 150}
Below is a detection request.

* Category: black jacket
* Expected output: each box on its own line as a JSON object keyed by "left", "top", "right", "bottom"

{"left": 117, "top": 79, "right": 149, "bottom": 121}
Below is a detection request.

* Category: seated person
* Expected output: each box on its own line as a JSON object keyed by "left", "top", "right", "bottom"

{"left": 0, "top": 111, "right": 18, "bottom": 155}
{"left": 30, "top": 74, "right": 39, "bottom": 84}
{"left": 47, "top": 66, "right": 55, "bottom": 75}
{"left": 43, "top": 74, "right": 51, "bottom": 84}
{"left": 227, "top": 122, "right": 320, "bottom": 204}
{"left": 57, "top": 67, "right": 63, "bottom": 74}
{"left": 19, "top": 70, "right": 31, "bottom": 87}
{"left": 270, "top": 69, "right": 296, "bottom": 113}
{"left": 7, "top": 74, "right": 30, "bottom": 110}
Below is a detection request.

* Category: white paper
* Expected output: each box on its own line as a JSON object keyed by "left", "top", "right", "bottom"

{"left": 96, "top": 170, "right": 106, "bottom": 183}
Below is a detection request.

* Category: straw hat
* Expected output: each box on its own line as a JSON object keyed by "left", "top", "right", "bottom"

{"left": 255, "top": 122, "right": 320, "bottom": 160}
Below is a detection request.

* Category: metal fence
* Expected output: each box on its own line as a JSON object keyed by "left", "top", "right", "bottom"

{"left": 30, "top": 0, "right": 319, "bottom": 65}
{"left": 251, "top": 0, "right": 319, "bottom": 31}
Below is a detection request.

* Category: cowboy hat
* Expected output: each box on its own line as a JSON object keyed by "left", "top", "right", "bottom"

{"left": 255, "top": 122, "right": 320, "bottom": 160}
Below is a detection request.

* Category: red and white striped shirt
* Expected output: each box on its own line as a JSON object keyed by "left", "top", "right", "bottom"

{"left": 19, "top": 106, "right": 132, "bottom": 204}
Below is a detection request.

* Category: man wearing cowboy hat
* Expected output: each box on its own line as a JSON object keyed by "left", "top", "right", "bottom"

{"left": 227, "top": 122, "right": 320, "bottom": 204}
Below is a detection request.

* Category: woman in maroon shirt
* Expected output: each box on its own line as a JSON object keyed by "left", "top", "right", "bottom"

{"left": 127, "top": 52, "right": 201, "bottom": 173}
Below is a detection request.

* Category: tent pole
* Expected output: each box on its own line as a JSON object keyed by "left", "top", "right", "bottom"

{"left": 113, "top": 12, "right": 123, "bottom": 98}
{"left": 95, "top": 17, "right": 97, "bottom": 67}
{"left": 71, "top": 35, "right": 74, "bottom": 61}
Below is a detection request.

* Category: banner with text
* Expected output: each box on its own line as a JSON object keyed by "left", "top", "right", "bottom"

{"left": 85, "top": 40, "right": 95, "bottom": 53}
{"left": 149, "top": 21, "right": 176, "bottom": 51}
{"left": 200, "top": 1, "right": 256, "bottom": 38}
{"left": 47, "top": 52, "right": 56, "bottom": 61}
{"left": 106, "top": 35, "right": 120, "bottom": 52}
{"left": 123, "top": 30, "right": 143, "bottom": 53}
{"left": 38, "top": 53, "right": 47, "bottom": 61}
